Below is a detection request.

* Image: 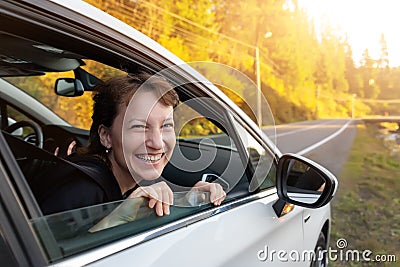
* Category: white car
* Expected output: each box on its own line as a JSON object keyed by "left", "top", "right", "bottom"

{"left": 0, "top": 1, "right": 337, "bottom": 266}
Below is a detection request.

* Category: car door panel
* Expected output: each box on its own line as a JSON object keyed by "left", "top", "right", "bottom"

{"left": 89, "top": 192, "right": 305, "bottom": 267}
{"left": 302, "top": 206, "right": 330, "bottom": 254}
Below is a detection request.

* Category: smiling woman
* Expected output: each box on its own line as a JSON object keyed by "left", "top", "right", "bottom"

{"left": 37, "top": 72, "right": 227, "bottom": 217}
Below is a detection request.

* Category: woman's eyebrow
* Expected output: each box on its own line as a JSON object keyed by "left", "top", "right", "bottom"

{"left": 127, "top": 118, "right": 147, "bottom": 124}
{"left": 127, "top": 117, "right": 173, "bottom": 123}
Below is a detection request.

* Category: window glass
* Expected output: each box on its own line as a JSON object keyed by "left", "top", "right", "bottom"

{"left": 231, "top": 116, "right": 275, "bottom": 191}
{"left": 174, "top": 100, "right": 234, "bottom": 150}
{"left": 29, "top": 195, "right": 219, "bottom": 262}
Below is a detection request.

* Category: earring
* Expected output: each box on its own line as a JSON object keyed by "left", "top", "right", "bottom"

{"left": 105, "top": 147, "right": 111, "bottom": 154}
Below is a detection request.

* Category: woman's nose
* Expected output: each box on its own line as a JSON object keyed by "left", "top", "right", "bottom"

{"left": 145, "top": 128, "right": 163, "bottom": 149}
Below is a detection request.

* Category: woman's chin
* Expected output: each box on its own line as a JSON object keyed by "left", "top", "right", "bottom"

{"left": 141, "top": 172, "right": 162, "bottom": 181}
{"left": 129, "top": 157, "right": 167, "bottom": 180}
{"left": 129, "top": 168, "right": 163, "bottom": 181}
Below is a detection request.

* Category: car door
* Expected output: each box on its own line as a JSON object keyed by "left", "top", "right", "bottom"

{"left": 46, "top": 92, "right": 306, "bottom": 267}
{"left": 0, "top": 84, "right": 306, "bottom": 267}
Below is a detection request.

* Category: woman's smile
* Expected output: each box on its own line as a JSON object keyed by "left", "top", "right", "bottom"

{"left": 136, "top": 152, "right": 166, "bottom": 163}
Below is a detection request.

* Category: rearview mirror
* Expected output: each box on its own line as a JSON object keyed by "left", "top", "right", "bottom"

{"left": 276, "top": 153, "right": 338, "bottom": 208}
{"left": 55, "top": 78, "right": 84, "bottom": 97}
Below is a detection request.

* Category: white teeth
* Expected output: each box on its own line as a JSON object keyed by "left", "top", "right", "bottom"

{"left": 137, "top": 154, "right": 163, "bottom": 163}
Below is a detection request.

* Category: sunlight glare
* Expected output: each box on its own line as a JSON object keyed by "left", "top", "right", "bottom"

{"left": 299, "top": 0, "right": 400, "bottom": 66}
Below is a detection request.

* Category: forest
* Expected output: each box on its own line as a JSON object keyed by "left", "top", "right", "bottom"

{"left": 82, "top": 0, "right": 400, "bottom": 124}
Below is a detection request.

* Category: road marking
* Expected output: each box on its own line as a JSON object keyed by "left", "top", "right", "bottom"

{"left": 296, "top": 120, "right": 353, "bottom": 155}
{"left": 275, "top": 120, "right": 334, "bottom": 137}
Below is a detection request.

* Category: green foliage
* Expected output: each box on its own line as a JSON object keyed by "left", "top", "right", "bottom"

{"left": 178, "top": 118, "right": 223, "bottom": 138}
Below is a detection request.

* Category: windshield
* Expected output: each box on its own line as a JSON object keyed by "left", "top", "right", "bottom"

{"left": 4, "top": 60, "right": 125, "bottom": 130}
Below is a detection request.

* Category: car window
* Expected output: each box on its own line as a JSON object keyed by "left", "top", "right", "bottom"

{"left": 2, "top": 91, "right": 252, "bottom": 263}
{"left": 174, "top": 98, "right": 232, "bottom": 147}
{"left": 19, "top": 101, "right": 275, "bottom": 263}
{"left": 4, "top": 60, "right": 124, "bottom": 130}
{"left": 163, "top": 97, "right": 248, "bottom": 193}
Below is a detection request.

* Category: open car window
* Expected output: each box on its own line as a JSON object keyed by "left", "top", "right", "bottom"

{"left": 0, "top": 88, "right": 271, "bottom": 263}
{"left": 0, "top": 29, "right": 278, "bottom": 264}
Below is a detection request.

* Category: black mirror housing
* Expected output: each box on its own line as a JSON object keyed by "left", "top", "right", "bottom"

{"left": 55, "top": 78, "right": 84, "bottom": 97}
{"left": 276, "top": 153, "right": 338, "bottom": 208}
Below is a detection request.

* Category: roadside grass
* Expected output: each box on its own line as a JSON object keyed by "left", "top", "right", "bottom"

{"left": 330, "top": 122, "right": 400, "bottom": 267}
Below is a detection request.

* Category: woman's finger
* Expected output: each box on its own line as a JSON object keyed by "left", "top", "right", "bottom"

{"left": 162, "top": 188, "right": 170, "bottom": 215}
{"left": 155, "top": 200, "right": 164, "bottom": 216}
{"left": 131, "top": 186, "right": 158, "bottom": 208}
{"left": 208, "top": 184, "right": 218, "bottom": 203}
{"left": 210, "top": 184, "right": 226, "bottom": 205}
{"left": 149, "top": 198, "right": 158, "bottom": 209}
{"left": 216, "top": 190, "right": 226, "bottom": 206}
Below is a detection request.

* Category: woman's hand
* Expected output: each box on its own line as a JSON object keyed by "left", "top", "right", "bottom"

{"left": 128, "top": 181, "right": 173, "bottom": 216}
{"left": 193, "top": 181, "right": 226, "bottom": 206}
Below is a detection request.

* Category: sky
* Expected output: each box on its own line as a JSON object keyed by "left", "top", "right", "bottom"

{"left": 298, "top": 0, "right": 400, "bottom": 66}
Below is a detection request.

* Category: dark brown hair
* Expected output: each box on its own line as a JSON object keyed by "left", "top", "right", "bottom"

{"left": 78, "top": 72, "right": 179, "bottom": 165}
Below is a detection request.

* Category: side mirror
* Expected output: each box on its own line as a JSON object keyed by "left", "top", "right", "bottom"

{"left": 55, "top": 78, "right": 84, "bottom": 97}
{"left": 276, "top": 153, "right": 338, "bottom": 208}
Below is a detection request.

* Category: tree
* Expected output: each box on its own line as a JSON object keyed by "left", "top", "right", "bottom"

{"left": 343, "top": 35, "right": 362, "bottom": 95}
{"left": 376, "top": 33, "right": 390, "bottom": 98}
{"left": 377, "top": 33, "right": 389, "bottom": 69}
{"left": 359, "top": 48, "right": 379, "bottom": 99}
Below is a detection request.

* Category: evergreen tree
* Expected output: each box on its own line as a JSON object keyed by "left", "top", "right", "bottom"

{"left": 359, "top": 48, "right": 379, "bottom": 98}
{"left": 376, "top": 33, "right": 390, "bottom": 98}
{"left": 343, "top": 35, "right": 362, "bottom": 95}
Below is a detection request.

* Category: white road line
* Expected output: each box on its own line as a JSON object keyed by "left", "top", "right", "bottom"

{"left": 296, "top": 120, "right": 353, "bottom": 155}
{"left": 275, "top": 120, "right": 334, "bottom": 137}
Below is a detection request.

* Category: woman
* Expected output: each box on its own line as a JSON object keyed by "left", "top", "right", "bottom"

{"left": 41, "top": 72, "right": 226, "bottom": 216}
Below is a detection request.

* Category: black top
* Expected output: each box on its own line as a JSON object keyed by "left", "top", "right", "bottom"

{"left": 2, "top": 130, "right": 136, "bottom": 216}
{"left": 36, "top": 155, "right": 123, "bottom": 215}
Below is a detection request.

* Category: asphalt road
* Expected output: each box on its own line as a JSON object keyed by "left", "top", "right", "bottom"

{"left": 263, "top": 119, "right": 358, "bottom": 176}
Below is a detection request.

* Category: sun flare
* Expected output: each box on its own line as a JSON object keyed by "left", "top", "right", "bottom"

{"left": 299, "top": 0, "right": 400, "bottom": 66}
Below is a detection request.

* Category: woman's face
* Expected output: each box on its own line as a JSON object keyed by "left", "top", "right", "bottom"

{"left": 108, "top": 90, "right": 176, "bottom": 182}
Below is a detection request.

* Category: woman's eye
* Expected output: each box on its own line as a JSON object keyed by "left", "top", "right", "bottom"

{"left": 130, "top": 124, "right": 146, "bottom": 129}
{"left": 162, "top": 123, "right": 174, "bottom": 128}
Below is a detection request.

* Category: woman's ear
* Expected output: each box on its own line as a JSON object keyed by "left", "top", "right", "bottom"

{"left": 98, "top": 124, "right": 112, "bottom": 148}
